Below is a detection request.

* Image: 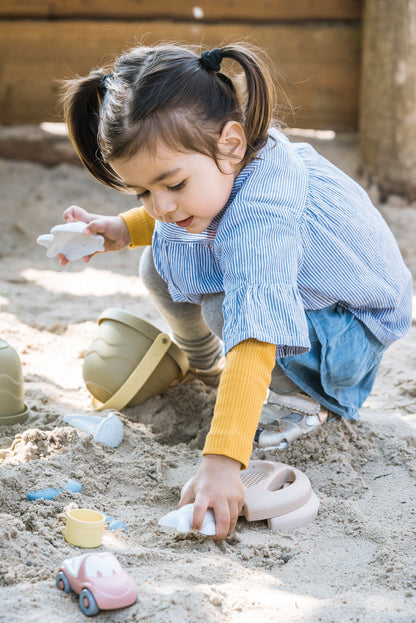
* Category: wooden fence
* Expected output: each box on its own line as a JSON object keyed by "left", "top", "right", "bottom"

{"left": 0, "top": 1, "right": 362, "bottom": 129}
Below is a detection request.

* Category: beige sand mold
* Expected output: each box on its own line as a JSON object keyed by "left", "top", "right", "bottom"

{"left": 176, "top": 459, "right": 319, "bottom": 534}
{"left": 83, "top": 308, "right": 189, "bottom": 411}
{"left": 0, "top": 340, "right": 29, "bottom": 425}
{"left": 240, "top": 460, "right": 319, "bottom": 530}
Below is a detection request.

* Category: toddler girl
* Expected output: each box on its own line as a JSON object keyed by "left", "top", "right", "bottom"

{"left": 59, "top": 43, "right": 412, "bottom": 540}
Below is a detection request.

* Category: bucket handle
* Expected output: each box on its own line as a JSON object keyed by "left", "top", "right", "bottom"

{"left": 93, "top": 333, "right": 172, "bottom": 411}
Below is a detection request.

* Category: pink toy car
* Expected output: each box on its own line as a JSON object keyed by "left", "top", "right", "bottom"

{"left": 56, "top": 552, "right": 137, "bottom": 616}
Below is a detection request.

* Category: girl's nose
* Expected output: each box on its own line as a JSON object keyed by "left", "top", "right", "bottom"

{"left": 152, "top": 195, "right": 175, "bottom": 218}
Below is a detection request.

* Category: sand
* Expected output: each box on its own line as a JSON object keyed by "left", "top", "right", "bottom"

{"left": 0, "top": 129, "right": 415, "bottom": 623}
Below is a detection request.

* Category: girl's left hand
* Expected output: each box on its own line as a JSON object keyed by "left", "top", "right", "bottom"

{"left": 58, "top": 205, "right": 131, "bottom": 265}
{"left": 179, "top": 454, "right": 244, "bottom": 540}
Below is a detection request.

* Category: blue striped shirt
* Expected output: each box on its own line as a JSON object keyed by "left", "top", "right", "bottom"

{"left": 153, "top": 129, "right": 412, "bottom": 357}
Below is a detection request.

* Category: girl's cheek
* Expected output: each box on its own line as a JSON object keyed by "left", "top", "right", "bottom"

{"left": 144, "top": 206, "right": 155, "bottom": 218}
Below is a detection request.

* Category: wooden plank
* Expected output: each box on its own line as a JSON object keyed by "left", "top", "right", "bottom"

{"left": 0, "top": 20, "right": 360, "bottom": 129}
{"left": 0, "top": 1, "right": 363, "bottom": 22}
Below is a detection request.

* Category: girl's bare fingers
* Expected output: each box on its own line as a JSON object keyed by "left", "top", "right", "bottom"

{"left": 210, "top": 501, "right": 230, "bottom": 541}
{"left": 83, "top": 219, "right": 108, "bottom": 236}
{"left": 57, "top": 253, "right": 69, "bottom": 266}
{"left": 228, "top": 502, "right": 240, "bottom": 536}
{"left": 178, "top": 486, "right": 195, "bottom": 508}
{"left": 191, "top": 496, "right": 212, "bottom": 532}
{"left": 63, "top": 205, "right": 91, "bottom": 223}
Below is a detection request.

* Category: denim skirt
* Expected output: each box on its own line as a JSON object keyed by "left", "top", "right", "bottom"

{"left": 276, "top": 304, "right": 387, "bottom": 420}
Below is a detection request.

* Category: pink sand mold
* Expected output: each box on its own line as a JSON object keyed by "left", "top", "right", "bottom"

{"left": 56, "top": 552, "right": 137, "bottom": 616}
{"left": 159, "top": 459, "right": 319, "bottom": 536}
{"left": 63, "top": 411, "right": 124, "bottom": 448}
{"left": 36, "top": 221, "right": 105, "bottom": 261}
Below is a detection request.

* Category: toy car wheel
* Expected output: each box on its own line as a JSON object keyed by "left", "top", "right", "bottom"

{"left": 79, "top": 588, "right": 99, "bottom": 616}
{"left": 55, "top": 571, "right": 72, "bottom": 593}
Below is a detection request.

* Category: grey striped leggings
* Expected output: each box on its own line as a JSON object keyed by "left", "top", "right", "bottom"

{"left": 139, "top": 246, "right": 299, "bottom": 393}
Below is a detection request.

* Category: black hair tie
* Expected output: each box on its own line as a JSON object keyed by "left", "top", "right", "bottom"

{"left": 200, "top": 48, "right": 222, "bottom": 73}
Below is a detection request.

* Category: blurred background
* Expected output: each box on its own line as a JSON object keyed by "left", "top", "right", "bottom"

{"left": 1, "top": 1, "right": 361, "bottom": 129}
{"left": 0, "top": 0, "right": 415, "bottom": 197}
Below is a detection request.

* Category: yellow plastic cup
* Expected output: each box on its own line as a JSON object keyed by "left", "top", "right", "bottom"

{"left": 65, "top": 509, "right": 105, "bottom": 548}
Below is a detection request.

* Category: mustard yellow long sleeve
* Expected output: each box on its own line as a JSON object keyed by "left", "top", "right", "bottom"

{"left": 120, "top": 207, "right": 155, "bottom": 247}
{"left": 118, "top": 208, "right": 275, "bottom": 467}
{"left": 203, "top": 339, "right": 277, "bottom": 469}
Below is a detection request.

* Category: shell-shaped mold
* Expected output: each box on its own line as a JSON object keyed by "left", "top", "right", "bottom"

{"left": 37, "top": 221, "right": 105, "bottom": 261}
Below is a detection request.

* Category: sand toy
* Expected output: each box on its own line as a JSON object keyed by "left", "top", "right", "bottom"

{"left": 56, "top": 552, "right": 137, "bottom": 616}
{"left": 63, "top": 411, "right": 124, "bottom": 447}
{"left": 103, "top": 514, "right": 128, "bottom": 531}
{"left": 0, "top": 340, "right": 29, "bottom": 425}
{"left": 82, "top": 308, "right": 189, "bottom": 411}
{"left": 27, "top": 479, "right": 82, "bottom": 501}
{"left": 65, "top": 509, "right": 106, "bottom": 548}
{"left": 159, "top": 459, "right": 319, "bottom": 535}
{"left": 108, "top": 519, "right": 127, "bottom": 531}
{"left": 239, "top": 460, "right": 319, "bottom": 531}
{"left": 158, "top": 504, "right": 216, "bottom": 536}
{"left": 36, "top": 221, "right": 105, "bottom": 261}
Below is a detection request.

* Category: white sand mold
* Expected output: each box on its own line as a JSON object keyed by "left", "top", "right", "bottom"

{"left": 158, "top": 504, "right": 216, "bottom": 536}
{"left": 36, "top": 221, "right": 105, "bottom": 261}
{"left": 63, "top": 411, "right": 124, "bottom": 448}
{"left": 159, "top": 460, "right": 320, "bottom": 536}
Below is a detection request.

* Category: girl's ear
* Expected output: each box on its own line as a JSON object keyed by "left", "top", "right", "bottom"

{"left": 218, "top": 121, "right": 247, "bottom": 172}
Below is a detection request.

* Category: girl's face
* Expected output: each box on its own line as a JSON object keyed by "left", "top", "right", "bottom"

{"left": 110, "top": 123, "right": 246, "bottom": 234}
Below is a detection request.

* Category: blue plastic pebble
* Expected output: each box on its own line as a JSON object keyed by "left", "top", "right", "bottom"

{"left": 104, "top": 515, "right": 116, "bottom": 524}
{"left": 27, "top": 480, "right": 82, "bottom": 501}
{"left": 62, "top": 480, "right": 82, "bottom": 494}
{"left": 27, "top": 487, "right": 60, "bottom": 501}
{"left": 108, "top": 520, "right": 128, "bottom": 531}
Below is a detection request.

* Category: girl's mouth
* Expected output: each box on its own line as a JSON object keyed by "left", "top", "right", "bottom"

{"left": 175, "top": 216, "right": 193, "bottom": 228}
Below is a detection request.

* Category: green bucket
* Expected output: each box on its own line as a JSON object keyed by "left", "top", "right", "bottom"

{"left": 82, "top": 308, "right": 189, "bottom": 411}
{"left": 0, "top": 340, "right": 29, "bottom": 425}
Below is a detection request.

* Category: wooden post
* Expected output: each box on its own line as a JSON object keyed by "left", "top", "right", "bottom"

{"left": 359, "top": 0, "right": 416, "bottom": 199}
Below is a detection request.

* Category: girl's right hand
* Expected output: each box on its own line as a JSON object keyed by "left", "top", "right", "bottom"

{"left": 58, "top": 205, "right": 131, "bottom": 265}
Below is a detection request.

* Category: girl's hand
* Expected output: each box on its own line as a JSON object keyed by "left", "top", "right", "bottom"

{"left": 179, "top": 454, "right": 244, "bottom": 541}
{"left": 58, "top": 205, "right": 131, "bottom": 265}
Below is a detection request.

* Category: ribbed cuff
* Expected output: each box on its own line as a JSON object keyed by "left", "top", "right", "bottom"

{"left": 119, "top": 207, "right": 155, "bottom": 248}
{"left": 202, "top": 339, "right": 276, "bottom": 469}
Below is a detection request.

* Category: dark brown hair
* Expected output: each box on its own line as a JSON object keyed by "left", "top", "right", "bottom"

{"left": 61, "top": 43, "right": 276, "bottom": 191}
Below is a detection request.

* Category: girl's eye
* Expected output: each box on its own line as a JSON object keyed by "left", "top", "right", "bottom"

{"left": 168, "top": 181, "right": 186, "bottom": 192}
{"left": 136, "top": 190, "right": 149, "bottom": 200}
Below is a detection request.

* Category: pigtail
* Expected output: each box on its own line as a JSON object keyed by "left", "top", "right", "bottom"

{"left": 60, "top": 42, "right": 280, "bottom": 189}
{"left": 219, "top": 44, "right": 276, "bottom": 161}
{"left": 60, "top": 71, "right": 122, "bottom": 190}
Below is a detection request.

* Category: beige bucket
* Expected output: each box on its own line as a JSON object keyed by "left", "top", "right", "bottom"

{"left": 82, "top": 308, "right": 189, "bottom": 411}
{"left": 65, "top": 509, "right": 106, "bottom": 548}
{"left": 0, "top": 340, "right": 29, "bottom": 425}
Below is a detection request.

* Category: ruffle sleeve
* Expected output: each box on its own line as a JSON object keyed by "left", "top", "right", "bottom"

{"left": 214, "top": 133, "right": 311, "bottom": 355}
